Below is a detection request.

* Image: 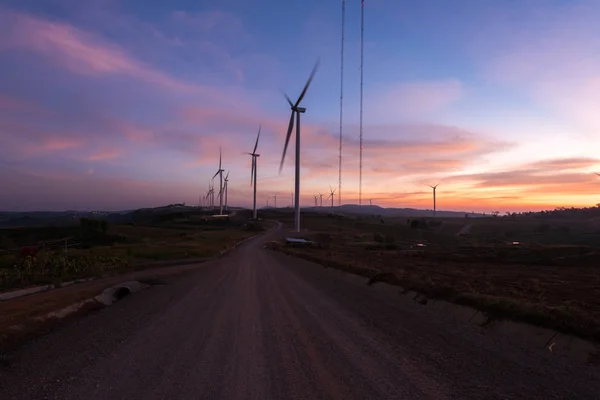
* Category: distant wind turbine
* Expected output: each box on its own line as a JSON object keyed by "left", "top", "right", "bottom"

{"left": 314, "top": 195, "right": 318, "bottom": 207}
{"left": 248, "top": 125, "right": 261, "bottom": 219}
{"left": 223, "top": 171, "right": 230, "bottom": 212}
{"left": 328, "top": 185, "right": 337, "bottom": 209}
{"left": 273, "top": 195, "right": 277, "bottom": 208}
{"left": 318, "top": 192, "right": 324, "bottom": 207}
{"left": 429, "top": 184, "right": 439, "bottom": 217}
{"left": 279, "top": 60, "right": 320, "bottom": 232}
{"left": 213, "top": 147, "right": 225, "bottom": 215}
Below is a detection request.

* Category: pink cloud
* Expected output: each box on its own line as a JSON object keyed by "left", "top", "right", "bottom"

{"left": 43, "top": 137, "right": 83, "bottom": 151}
{"left": 368, "top": 79, "right": 463, "bottom": 120}
{"left": 479, "top": 2, "right": 600, "bottom": 135}
{"left": 87, "top": 148, "right": 121, "bottom": 161}
{"left": 0, "top": 8, "right": 195, "bottom": 92}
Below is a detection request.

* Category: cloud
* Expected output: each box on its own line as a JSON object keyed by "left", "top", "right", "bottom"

{"left": 170, "top": 10, "right": 245, "bottom": 37}
{"left": 0, "top": 7, "right": 195, "bottom": 91}
{"left": 444, "top": 156, "right": 600, "bottom": 198}
{"left": 87, "top": 149, "right": 121, "bottom": 161}
{"left": 527, "top": 157, "right": 600, "bottom": 171}
{"left": 479, "top": 1, "right": 600, "bottom": 136}
{"left": 368, "top": 80, "right": 463, "bottom": 121}
{"left": 0, "top": 166, "right": 189, "bottom": 211}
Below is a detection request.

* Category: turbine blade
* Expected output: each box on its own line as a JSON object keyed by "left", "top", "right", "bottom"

{"left": 213, "top": 171, "right": 219, "bottom": 179}
{"left": 279, "top": 111, "right": 295, "bottom": 174}
{"left": 294, "top": 59, "right": 320, "bottom": 107}
{"left": 225, "top": 171, "right": 230, "bottom": 180}
{"left": 282, "top": 91, "right": 294, "bottom": 107}
{"left": 253, "top": 125, "right": 261, "bottom": 154}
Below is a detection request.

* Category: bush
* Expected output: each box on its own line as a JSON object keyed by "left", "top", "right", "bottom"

{"left": 0, "top": 251, "right": 129, "bottom": 289}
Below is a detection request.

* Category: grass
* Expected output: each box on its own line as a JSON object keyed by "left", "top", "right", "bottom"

{"left": 268, "top": 211, "right": 600, "bottom": 342}
{"left": 0, "top": 209, "right": 270, "bottom": 290}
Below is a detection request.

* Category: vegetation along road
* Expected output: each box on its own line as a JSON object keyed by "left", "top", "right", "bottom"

{"left": 2, "top": 222, "right": 600, "bottom": 400}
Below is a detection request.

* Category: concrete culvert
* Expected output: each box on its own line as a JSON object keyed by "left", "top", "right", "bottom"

{"left": 94, "top": 281, "right": 148, "bottom": 306}
{"left": 113, "top": 286, "right": 131, "bottom": 301}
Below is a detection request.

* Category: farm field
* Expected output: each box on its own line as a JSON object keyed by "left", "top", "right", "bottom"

{"left": 0, "top": 208, "right": 268, "bottom": 291}
{"left": 266, "top": 210, "right": 600, "bottom": 341}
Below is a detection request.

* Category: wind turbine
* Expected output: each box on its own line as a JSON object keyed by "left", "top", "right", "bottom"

{"left": 314, "top": 195, "right": 318, "bottom": 207}
{"left": 213, "top": 147, "right": 224, "bottom": 215}
{"left": 248, "top": 125, "right": 261, "bottom": 219}
{"left": 206, "top": 181, "right": 214, "bottom": 211}
{"left": 204, "top": 184, "right": 211, "bottom": 211}
{"left": 223, "top": 171, "right": 230, "bottom": 212}
{"left": 429, "top": 184, "right": 439, "bottom": 217}
{"left": 273, "top": 195, "right": 277, "bottom": 209}
{"left": 318, "top": 192, "right": 323, "bottom": 207}
{"left": 279, "top": 61, "right": 320, "bottom": 232}
{"left": 328, "top": 185, "right": 337, "bottom": 209}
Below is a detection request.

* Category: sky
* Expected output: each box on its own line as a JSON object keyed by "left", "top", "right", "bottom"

{"left": 1, "top": 0, "right": 600, "bottom": 212}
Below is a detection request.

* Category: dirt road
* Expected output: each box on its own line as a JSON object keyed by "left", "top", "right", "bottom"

{"left": 2, "top": 224, "right": 599, "bottom": 399}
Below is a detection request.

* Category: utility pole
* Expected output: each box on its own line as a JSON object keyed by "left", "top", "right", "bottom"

{"left": 359, "top": 0, "right": 365, "bottom": 206}
{"left": 338, "top": 0, "right": 346, "bottom": 206}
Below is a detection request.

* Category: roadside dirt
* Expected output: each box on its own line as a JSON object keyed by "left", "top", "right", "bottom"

{"left": 277, "top": 229, "right": 600, "bottom": 342}
{"left": 0, "top": 261, "right": 209, "bottom": 351}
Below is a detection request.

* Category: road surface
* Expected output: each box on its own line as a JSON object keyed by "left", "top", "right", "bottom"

{"left": 2, "top": 224, "right": 600, "bottom": 399}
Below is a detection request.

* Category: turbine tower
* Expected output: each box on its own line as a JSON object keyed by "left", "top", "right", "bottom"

{"left": 248, "top": 125, "right": 261, "bottom": 219}
{"left": 314, "top": 195, "right": 318, "bottom": 207}
{"left": 318, "top": 192, "right": 323, "bottom": 207}
{"left": 429, "top": 184, "right": 439, "bottom": 217}
{"left": 213, "top": 147, "right": 224, "bottom": 215}
{"left": 279, "top": 61, "right": 320, "bottom": 232}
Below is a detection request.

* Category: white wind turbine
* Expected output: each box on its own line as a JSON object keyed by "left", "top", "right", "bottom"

{"left": 327, "top": 185, "right": 337, "bottom": 209}
{"left": 429, "top": 184, "right": 439, "bottom": 217}
{"left": 248, "top": 125, "right": 261, "bottom": 220}
{"left": 213, "top": 147, "right": 225, "bottom": 215}
{"left": 279, "top": 61, "right": 320, "bottom": 232}
{"left": 223, "top": 171, "right": 230, "bottom": 212}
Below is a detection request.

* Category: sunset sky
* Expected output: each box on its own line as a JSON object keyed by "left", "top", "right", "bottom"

{"left": 1, "top": 0, "right": 600, "bottom": 212}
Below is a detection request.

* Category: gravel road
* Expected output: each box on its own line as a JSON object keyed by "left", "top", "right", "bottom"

{"left": 2, "top": 224, "right": 599, "bottom": 399}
